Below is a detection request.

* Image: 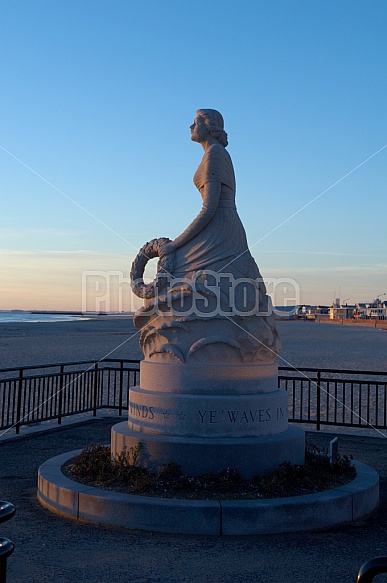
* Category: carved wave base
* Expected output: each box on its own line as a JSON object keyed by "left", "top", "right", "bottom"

{"left": 111, "top": 360, "right": 305, "bottom": 479}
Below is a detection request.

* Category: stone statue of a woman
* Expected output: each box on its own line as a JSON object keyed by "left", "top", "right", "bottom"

{"left": 119, "top": 112, "right": 303, "bottom": 480}
{"left": 130, "top": 109, "right": 280, "bottom": 365}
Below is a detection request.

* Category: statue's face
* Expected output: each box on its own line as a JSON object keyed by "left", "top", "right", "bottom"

{"left": 190, "top": 115, "right": 207, "bottom": 143}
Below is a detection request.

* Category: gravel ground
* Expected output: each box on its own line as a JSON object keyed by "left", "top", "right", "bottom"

{"left": 1, "top": 419, "right": 387, "bottom": 583}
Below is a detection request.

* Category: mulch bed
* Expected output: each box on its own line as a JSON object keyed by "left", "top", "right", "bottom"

{"left": 63, "top": 441, "right": 357, "bottom": 500}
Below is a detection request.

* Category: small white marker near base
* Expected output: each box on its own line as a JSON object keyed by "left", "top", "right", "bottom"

{"left": 330, "top": 437, "right": 339, "bottom": 463}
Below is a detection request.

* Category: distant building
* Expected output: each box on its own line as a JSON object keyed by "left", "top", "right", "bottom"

{"left": 348, "top": 299, "right": 387, "bottom": 320}
{"left": 368, "top": 306, "right": 387, "bottom": 319}
{"left": 312, "top": 306, "right": 330, "bottom": 318}
{"left": 275, "top": 300, "right": 387, "bottom": 321}
{"left": 329, "top": 305, "right": 355, "bottom": 319}
{"left": 355, "top": 299, "right": 387, "bottom": 320}
{"left": 296, "top": 305, "right": 330, "bottom": 320}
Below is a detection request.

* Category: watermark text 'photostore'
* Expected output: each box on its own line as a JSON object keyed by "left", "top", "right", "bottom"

{"left": 82, "top": 271, "right": 300, "bottom": 317}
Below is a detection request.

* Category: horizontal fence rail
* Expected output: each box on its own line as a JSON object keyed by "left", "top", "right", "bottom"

{"left": 1, "top": 360, "right": 387, "bottom": 434}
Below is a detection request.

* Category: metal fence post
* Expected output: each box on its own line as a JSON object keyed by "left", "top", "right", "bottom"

{"left": 118, "top": 360, "right": 124, "bottom": 416}
{"left": 316, "top": 370, "right": 321, "bottom": 431}
{"left": 15, "top": 369, "right": 23, "bottom": 434}
{"left": 57, "top": 365, "right": 64, "bottom": 425}
{"left": 92, "top": 363, "right": 98, "bottom": 416}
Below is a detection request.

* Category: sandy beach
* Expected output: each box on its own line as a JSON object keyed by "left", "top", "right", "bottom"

{"left": 1, "top": 318, "right": 386, "bottom": 372}
{"left": 0, "top": 316, "right": 143, "bottom": 370}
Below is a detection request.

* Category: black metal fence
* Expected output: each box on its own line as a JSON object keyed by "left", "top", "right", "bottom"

{"left": 1, "top": 359, "right": 387, "bottom": 434}
{"left": 0, "top": 359, "right": 139, "bottom": 434}
{"left": 279, "top": 367, "right": 387, "bottom": 431}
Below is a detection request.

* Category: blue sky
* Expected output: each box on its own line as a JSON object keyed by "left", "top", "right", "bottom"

{"left": 1, "top": 0, "right": 386, "bottom": 311}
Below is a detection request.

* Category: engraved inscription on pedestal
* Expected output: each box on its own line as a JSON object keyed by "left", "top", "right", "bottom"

{"left": 128, "top": 386, "right": 288, "bottom": 437}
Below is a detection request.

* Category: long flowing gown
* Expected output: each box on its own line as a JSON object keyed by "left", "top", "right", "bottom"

{"left": 134, "top": 142, "right": 281, "bottom": 364}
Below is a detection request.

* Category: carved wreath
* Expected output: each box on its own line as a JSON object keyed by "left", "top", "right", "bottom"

{"left": 130, "top": 237, "right": 174, "bottom": 299}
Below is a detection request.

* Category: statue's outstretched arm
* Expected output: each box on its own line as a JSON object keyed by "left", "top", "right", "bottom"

{"left": 160, "top": 181, "right": 221, "bottom": 256}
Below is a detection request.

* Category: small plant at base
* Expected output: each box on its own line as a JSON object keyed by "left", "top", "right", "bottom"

{"left": 128, "top": 442, "right": 142, "bottom": 466}
{"left": 157, "top": 462, "right": 181, "bottom": 480}
{"left": 66, "top": 444, "right": 112, "bottom": 483}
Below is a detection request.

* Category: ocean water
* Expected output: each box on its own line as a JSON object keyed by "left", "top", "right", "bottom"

{"left": 0, "top": 311, "right": 88, "bottom": 323}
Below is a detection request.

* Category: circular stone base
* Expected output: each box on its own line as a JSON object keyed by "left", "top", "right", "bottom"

{"left": 37, "top": 451, "right": 379, "bottom": 535}
{"left": 111, "top": 421, "right": 305, "bottom": 478}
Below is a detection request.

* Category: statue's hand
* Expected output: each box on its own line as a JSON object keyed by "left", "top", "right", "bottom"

{"left": 159, "top": 241, "right": 175, "bottom": 258}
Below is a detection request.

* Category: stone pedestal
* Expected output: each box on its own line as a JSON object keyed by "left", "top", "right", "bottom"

{"left": 111, "top": 361, "right": 305, "bottom": 479}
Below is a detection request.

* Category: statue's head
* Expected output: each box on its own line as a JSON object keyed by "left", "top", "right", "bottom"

{"left": 196, "top": 109, "right": 228, "bottom": 147}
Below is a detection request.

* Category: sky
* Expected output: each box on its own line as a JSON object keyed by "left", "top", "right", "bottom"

{"left": 1, "top": 0, "right": 386, "bottom": 311}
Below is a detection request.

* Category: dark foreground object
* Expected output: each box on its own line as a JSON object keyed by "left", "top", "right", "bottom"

{"left": 357, "top": 557, "right": 387, "bottom": 583}
{"left": 0, "top": 501, "right": 15, "bottom": 583}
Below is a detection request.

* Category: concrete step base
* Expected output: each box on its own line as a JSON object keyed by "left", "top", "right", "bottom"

{"left": 37, "top": 451, "right": 379, "bottom": 535}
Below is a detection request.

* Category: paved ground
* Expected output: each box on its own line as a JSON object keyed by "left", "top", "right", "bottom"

{"left": 1, "top": 419, "right": 387, "bottom": 583}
